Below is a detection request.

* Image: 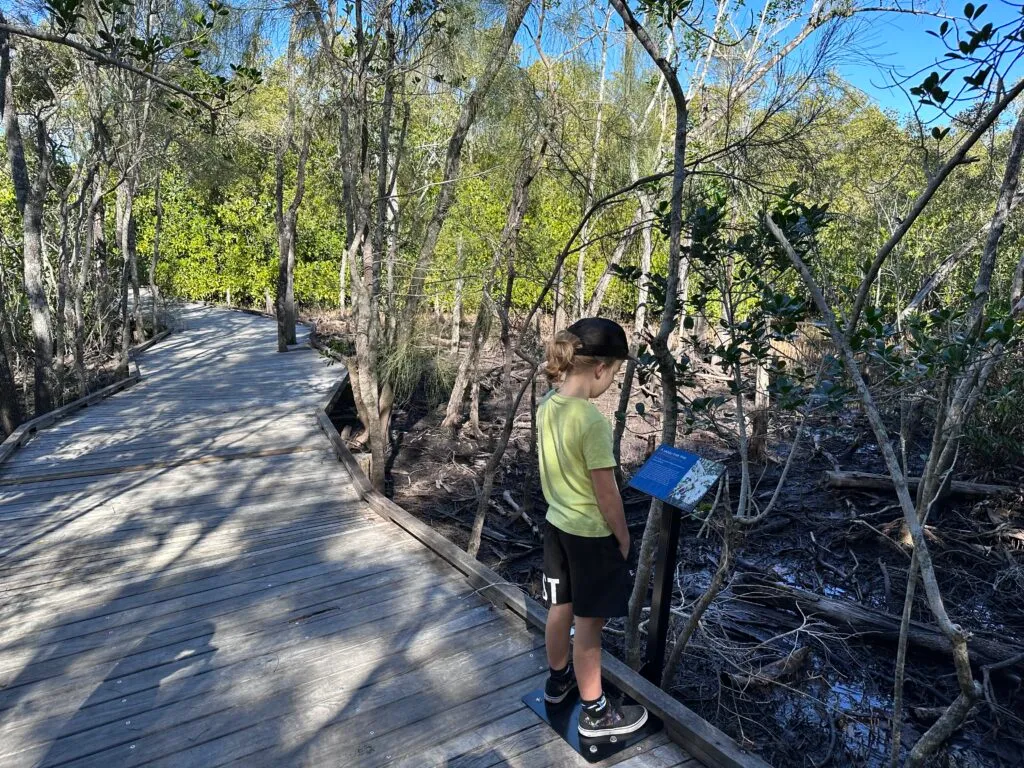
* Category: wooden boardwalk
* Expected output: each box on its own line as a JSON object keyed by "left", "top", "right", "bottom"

{"left": 0, "top": 305, "right": 698, "bottom": 768}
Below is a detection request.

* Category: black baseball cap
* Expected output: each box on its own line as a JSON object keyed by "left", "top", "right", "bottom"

{"left": 566, "top": 317, "right": 634, "bottom": 361}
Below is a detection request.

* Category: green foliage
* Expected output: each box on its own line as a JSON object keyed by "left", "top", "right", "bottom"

{"left": 378, "top": 338, "right": 457, "bottom": 408}
{"left": 964, "top": 352, "right": 1024, "bottom": 468}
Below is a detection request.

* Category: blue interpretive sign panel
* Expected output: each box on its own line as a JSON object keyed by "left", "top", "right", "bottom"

{"left": 627, "top": 445, "right": 726, "bottom": 512}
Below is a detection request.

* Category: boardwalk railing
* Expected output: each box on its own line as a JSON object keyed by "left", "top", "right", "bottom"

{"left": 0, "top": 329, "right": 173, "bottom": 467}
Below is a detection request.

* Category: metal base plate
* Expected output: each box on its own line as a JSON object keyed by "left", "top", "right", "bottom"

{"left": 522, "top": 685, "right": 663, "bottom": 763}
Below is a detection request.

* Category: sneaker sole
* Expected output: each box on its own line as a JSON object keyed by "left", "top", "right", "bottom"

{"left": 578, "top": 708, "right": 649, "bottom": 738}
{"left": 544, "top": 682, "right": 578, "bottom": 704}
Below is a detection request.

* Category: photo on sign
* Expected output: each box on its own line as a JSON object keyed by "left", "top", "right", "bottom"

{"left": 667, "top": 457, "right": 724, "bottom": 511}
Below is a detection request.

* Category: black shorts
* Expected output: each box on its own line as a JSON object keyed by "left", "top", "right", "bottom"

{"left": 542, "top": 523, "right": 632, "bottom": 618}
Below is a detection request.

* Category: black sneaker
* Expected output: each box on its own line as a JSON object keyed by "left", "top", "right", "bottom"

{"left": 544, "top": 664, "right": 578, "bottom": 705}
{"left": 578, "top": 697, "right": 648, "bottom": 738}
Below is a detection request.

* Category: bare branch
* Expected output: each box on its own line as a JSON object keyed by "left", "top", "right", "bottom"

{"left": 0, "top": 20, "right": 215, "bottom": 112}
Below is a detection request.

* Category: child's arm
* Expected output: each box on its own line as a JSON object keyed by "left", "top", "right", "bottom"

{"left": 591, "top": 468, "right": 630, "bottom": 559}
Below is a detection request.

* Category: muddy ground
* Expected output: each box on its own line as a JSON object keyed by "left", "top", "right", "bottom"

{"left": 310, "top": 314, "right": 1024, "bottom": 768}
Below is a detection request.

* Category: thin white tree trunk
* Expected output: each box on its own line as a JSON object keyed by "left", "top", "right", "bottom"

{"left": 574, "top": 9, "right": 612, "bottom": 321}
{"left": 451, "top": 236, "right": 465, "bottom": 352}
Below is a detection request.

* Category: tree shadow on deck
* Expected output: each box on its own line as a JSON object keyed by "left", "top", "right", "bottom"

{"left": 0, "top": 305, "right": 551, "bottom": 768}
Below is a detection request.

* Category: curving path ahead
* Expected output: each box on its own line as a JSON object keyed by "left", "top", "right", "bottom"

{"left": 0, "top": 305, "right": 697, "bottom": 768}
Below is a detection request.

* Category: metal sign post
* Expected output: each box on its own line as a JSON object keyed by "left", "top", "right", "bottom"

{"left": 626, "top": 445, "right": 726, "bottom": 687}
{"left": 641, "top": 502, "right": 683, "bottom": 685}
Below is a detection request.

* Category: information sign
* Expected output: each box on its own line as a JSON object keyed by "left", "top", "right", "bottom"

{"left": 627, "top": 445, "right": 725, "bottom": 512}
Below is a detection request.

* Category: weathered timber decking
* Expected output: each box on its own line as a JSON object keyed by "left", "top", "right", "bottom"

{"left": 0, "top": 305, "right": 699, "bottom": 767}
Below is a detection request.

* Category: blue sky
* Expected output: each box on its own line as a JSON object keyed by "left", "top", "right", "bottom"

{"left": 839, "top": 1, "right": 1024, "bottom": 112}
{"left": 516, "top": 1, "right": 1023, "bottom": 120}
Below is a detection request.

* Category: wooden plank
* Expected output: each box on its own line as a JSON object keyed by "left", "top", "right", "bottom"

{"left": 4, "top": 610, "right": 524, "bottom": 766}
{"left": 0, "top": 457, "right": 340, "bottom": 509}
{"left": 5, "top": 601, "right": 502, "bottom": 767}
{"left": 0, "top": 444, "right": 327, "bottom": 486}
{"left": 280, "top": 663, "right": 550, "bottom": 768}
{"left": 0, "top": 516, "right": 377, "bottom": 592}
{"left": 0, "top": 487, "right": 366, "bottom": 545}
{"left": 0, "top": 480, "right": 359, "bottom": 528}
{"left": 0, "top": 520, "right": 367, "bottom": 601}
{"left": 445, "top": 722, "right": 561, "bottom": 768}
{"left": 101, "top": 639, "right": 548, "bottom": 768}
{"left": 0, "top": 532, "right": 418, "bottom": 646}
{"left": 0, "top": 329, "right": 171, "bottom": 469}
{"left": 6, "top": 423, "right": 324, "bottom": 464}
{"left": 0, "top": 509, "right": 375, "bottom": 577}
{"left": 2, "top": 594, "right": 497, "bottom": 735}
{"left": 502, "top": 728, "right": 675, "bottom": 768}
{"left": 0, "top": 493, "right": 367, "bottom": 551}
{"left": 2, "top": 424, "right": 323, "bottom": 469}
{"left": 0, "top": 569, "right": 482, "bottom": 712}
{"left": 0, "top": 374, "right": 141, "bottom": 467}
{"left": 0, "top": 526, "right": 418, "bottom": 644}
{"left": 387, "top": 709, "right": 545, "bottom": 768}
{"left": 0, "top": 523, "right": 378, "bottom": 599}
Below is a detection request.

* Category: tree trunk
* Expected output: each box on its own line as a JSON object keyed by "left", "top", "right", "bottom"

{"left": 129, "top": 193, "right": 143, "bottom": 344}
{"left": 586, "top": 205, "right": 644, "bottom": 317}
{"left": 274, "top": 15, "right": 309, "bottom": 352}
{"left": 732, "top": 572, "right": 1023, "bottom": 668}
{"left": 75, "top": 180, "right": 103, "bottom": 395}
{"left": 825, "top": 470, "right": 1015, "bottom": 499}
{"left": 612, "top": 197, "right": 655, "bottom": 467}
{"left": 339, "top": 245, "right": 348, "bottom": 311}
{"left": 2, "top": 34, "right": 55, "bottom": 415}
{"left": 55, "top": 186, "right": 74, "bottom": 401}
{"left": 0, "top": 274, "right": 22, "bottom": 435}
{"left": 348, "top": 229, "right": 387, "bottom": 490}
{"left": 467, "top": 350, "right": 531, "bottom": 557}
{"left": 451, "top": 236, "right": 465, "bottom": 352}
{"left": 749, "top": 360, "right": 770, "bottom": 463}
{"left": 94, "top": 197, "right": 112, "bottom": 356}
{"left": 444, "top": 303, "right": 491, "bottom": 431}
{"left": 442, "top": 139, "right": 545, "bottom": 431}
{"left": 116, "top": 234, "right": 131, "bottom": 377}
{"left": 890, "top": 550, "right": 919, "bottom": 768}
{"left": 150, "top": 170, "right": 162, "bottom": 334}
{"left": 611, "top": 0, "right": 690, "bottom": 669}
{"left": 399, "top": 0, "right": 530, "bottom": 342}
{"left": 115, "top": 183, "right": 136, "bottom": 371}
{"left": 574, "top": 9, "right": 612, "bottom": 321}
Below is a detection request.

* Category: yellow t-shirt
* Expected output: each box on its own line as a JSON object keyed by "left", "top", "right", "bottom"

{"left": 537, "top": 390, "right": 617, "bottom": 537}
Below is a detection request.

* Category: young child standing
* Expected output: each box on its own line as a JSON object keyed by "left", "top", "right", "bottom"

{"left": 538, "top": 317, "right": 649, "bottom": 738}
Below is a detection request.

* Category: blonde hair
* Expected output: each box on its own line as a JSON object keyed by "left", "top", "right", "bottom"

{"left": 544, "top": 330, "right": 618, "bottom": 383}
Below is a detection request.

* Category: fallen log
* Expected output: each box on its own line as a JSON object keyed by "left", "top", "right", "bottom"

{"left": 724, "top": 646, "right": 811, "bottom": 689}
{"left": 732, "top": 572, "right": 1024, "bottom": 671}
{"left": 825, "top": 470, "right": 1017, "bottom": 499}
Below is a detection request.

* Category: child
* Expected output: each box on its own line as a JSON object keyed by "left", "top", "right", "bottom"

{"left": 538, "top": 317, "right": 649, "bottom": 738}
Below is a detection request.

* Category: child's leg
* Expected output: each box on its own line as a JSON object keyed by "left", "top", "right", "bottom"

{"left": 545, "top": 602, "right": 574, "bottom": 670}
{"left": 573, "top": 615, "right": 605, "bottom": 700}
